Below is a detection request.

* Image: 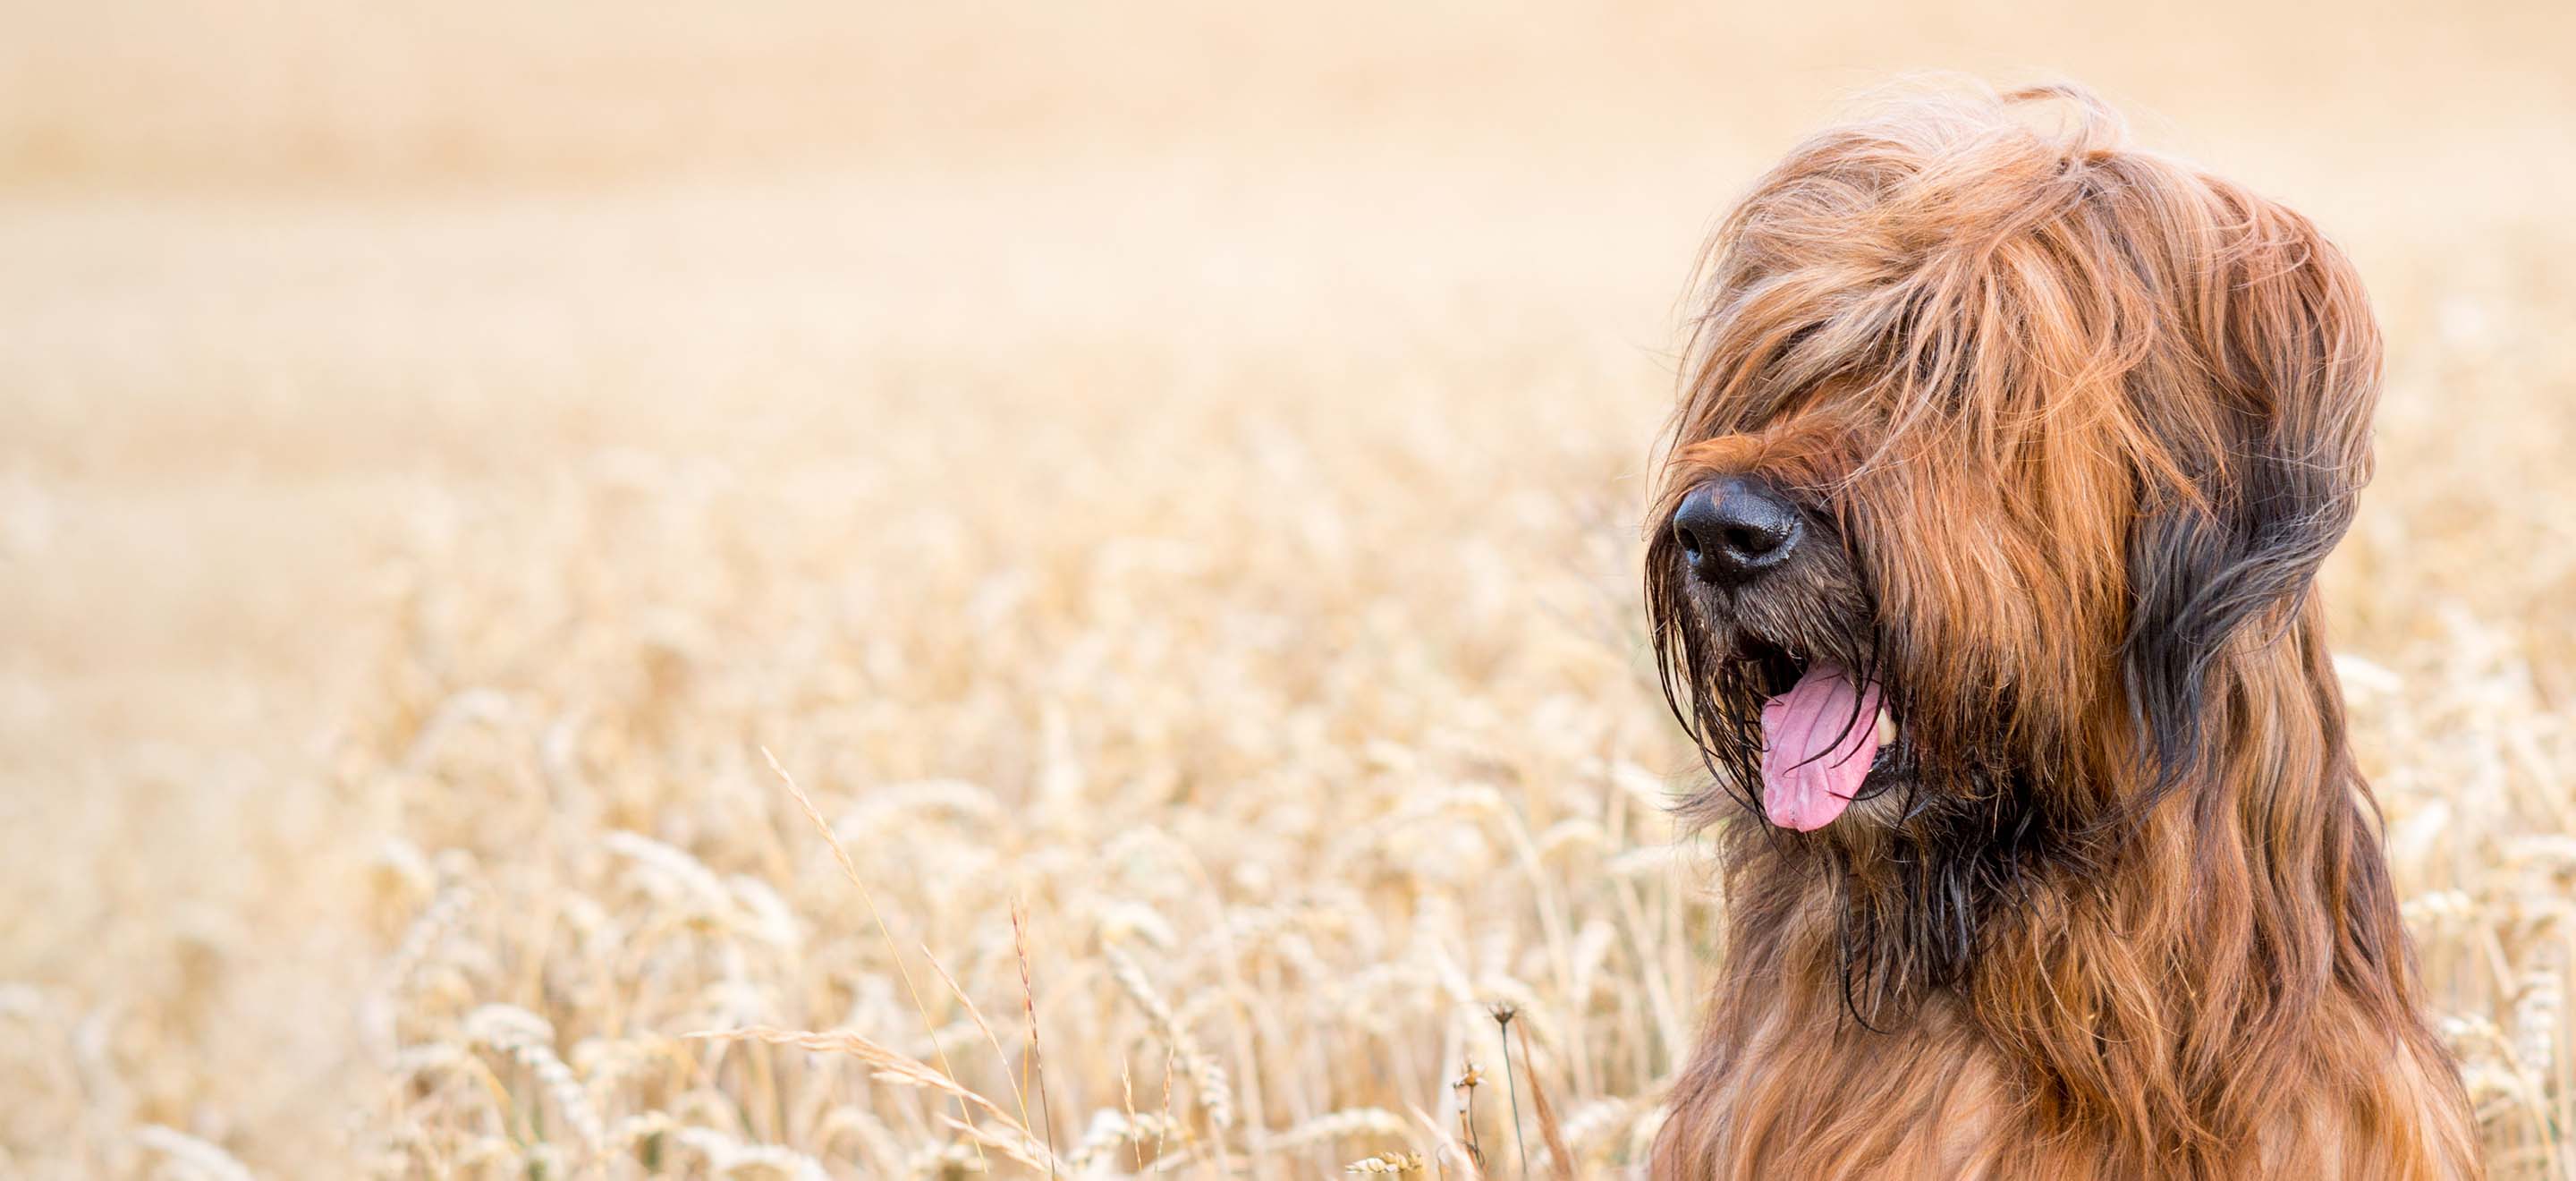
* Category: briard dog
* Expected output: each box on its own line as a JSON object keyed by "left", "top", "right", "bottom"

{"left": 1642, "top": 83, "right": 2479, "bottom": 1178}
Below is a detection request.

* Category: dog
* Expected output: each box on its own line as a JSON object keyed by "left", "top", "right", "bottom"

{"left": 1640, "top": 83, "right": 2479, "bottom": 1178}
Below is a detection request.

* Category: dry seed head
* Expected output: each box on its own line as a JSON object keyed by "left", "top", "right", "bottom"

{"left": 462, "top": 1004, "right": 603, "bottom": 1149}
{"left": 2400, "top": 889, "right": 2474, "bottom": 924}
{"left": 1188, "top": 1051, "right": 1237, "bottom": 1130}
{"left": 604, "top": 831, "right": 739, "bottom": 921}
{"left": 1260, "top": 1107, "right": 1409, "bottom": 1151}
{"left": 378, "top": 876, "right": 473, "bottom": 995}
{"left": 1064, "top": 1108, "right": 1186, "bottom": 1169}
{"left": 1103, "top": 942, "right": 1233, "bottom": 1128}
{"left": 674, "top": 1126, "right": 830, "bottom": 1180}
{"left": 908, "top": 1139, "right": 990, "bottom": 1178}
{"left": 606, "top": 1111, "right": 678, "bottom": 1151}
{"left": 134, "top": 1126, "right": 254, "bottom": 1181}
{"left": 1557, "top": 1096, "right": 1633, "bottom": 1151}
{"left": 1104, "top": 945, "right": 1178, "bottom": 1030}
{"left": 2511, "top": 968, "right": 2564, "bottom": 1078}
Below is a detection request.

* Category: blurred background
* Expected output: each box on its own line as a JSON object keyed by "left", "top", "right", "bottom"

{"left": 4, "top": 2, "right": 2572, "bottom": 1177}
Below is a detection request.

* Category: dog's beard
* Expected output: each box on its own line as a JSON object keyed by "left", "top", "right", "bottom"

{"left": 1648, "top": 526, "right": 2063, "bottom": 1021}
{"left": 1646, "top": 523, "right": 1908, "bottom": 833}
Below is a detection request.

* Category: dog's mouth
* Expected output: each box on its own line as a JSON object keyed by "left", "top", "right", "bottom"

{"left": 1735, "top": 636, "right": 1901, "bottom": 832}
{"left": 1648, "top": 476, "right": 1910, "bottom": 834}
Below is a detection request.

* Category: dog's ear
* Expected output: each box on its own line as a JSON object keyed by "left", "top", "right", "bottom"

{"left": 2118, "top": 193, "right": 2379, "bottom": 803}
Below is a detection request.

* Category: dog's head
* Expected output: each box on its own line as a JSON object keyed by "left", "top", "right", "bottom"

{"left": 1645, "top": 84, "right": 2379, "bottom": 862}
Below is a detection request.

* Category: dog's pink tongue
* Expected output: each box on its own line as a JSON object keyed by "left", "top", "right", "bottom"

{"left": 1759, "top": 664, "right": 1885, "bottom": 832}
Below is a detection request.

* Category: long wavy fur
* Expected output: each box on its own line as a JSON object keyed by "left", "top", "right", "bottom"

{"left": 1644, "top": 82, "right": 2479, "bottom": 1178}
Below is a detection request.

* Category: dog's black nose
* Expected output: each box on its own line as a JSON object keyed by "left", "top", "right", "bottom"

{"left": 1673, "top": 476, "right": 1801, "bottom": 584}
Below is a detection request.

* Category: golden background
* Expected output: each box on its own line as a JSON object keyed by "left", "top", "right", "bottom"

{"left": 4, "top": 2, "right": 2572, "bottom": 1175}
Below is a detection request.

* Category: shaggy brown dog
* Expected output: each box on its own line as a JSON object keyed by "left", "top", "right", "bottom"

{"left": 1642, "top": 83, "right": 2479, "bottom": 1178}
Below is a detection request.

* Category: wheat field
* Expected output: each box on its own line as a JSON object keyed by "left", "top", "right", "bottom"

{"left": 3, "top": 3, "right": 2573, "bottom": 1177}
